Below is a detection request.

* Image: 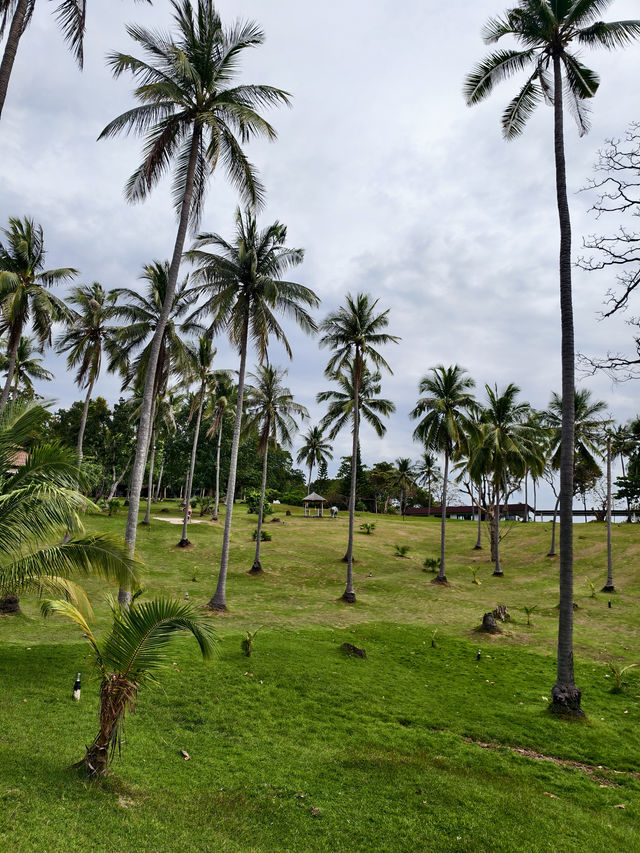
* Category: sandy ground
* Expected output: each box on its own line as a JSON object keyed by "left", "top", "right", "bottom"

{"left": 152, "top": 516, "right": 207, "bottom": 525}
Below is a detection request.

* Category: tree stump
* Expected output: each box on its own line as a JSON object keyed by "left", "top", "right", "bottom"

{"left": 492, "top": 604, "right": 510, "bottom": 622}
{"left": 480, "top": 612, "right": 500, "bottom": 634}
{"left": 340, "top": 642, "right": 366, "bottom": 658}
{"left": 0, "top": 595, "right": 20, "bottom": 614}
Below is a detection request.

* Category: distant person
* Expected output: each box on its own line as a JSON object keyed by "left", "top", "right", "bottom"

{"left": 330, "top": 506, "right": 338, "bottom": 519}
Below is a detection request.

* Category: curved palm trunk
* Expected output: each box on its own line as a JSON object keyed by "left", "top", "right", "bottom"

{"left": 209, "top": 319, "right": 249, "bottom": 610}
{"left": 121, "top": 128, "right": 201, "bottom": 606}
{"left": 548, "top": 493, "right": 560, "bottom": 556}
{"left": 107, "top": 455, "right": 131, "bottom": 501}
{"left": 493, "top": 477, "right": 503, "bottom": 576}
{"left": 250, "top": 431, "right": 270, "bottom": 574}
{"left": 434, "top": 450, "right": 449, "bottom": 583}
{"left": 178, "top": 385, "right": 205, "bottom": 547}
{"left": 602, "top": 435, "right": 614, "bottom": 592}
{"left": 213, "top": 423, "right": 223, "bottom": 521}
{"left": 551, "top": 55, "right": 582, "bottom": 716}
{"left": 77, "top": 376, "right": 96, "bottom": 465}
{"left": 142, "top": 426, "right": 156, "bottom": 526}
{"left": 0, "top": 0, "right": 29, "bottom": 121}
{"left": 343, "top": 353, "right": 361, "bottom": 603}
{"left": 0, "top": 331, "right": 21, "bottom": 412}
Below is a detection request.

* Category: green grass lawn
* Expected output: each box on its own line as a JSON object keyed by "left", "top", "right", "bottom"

{"left": 1, "top": 504, "right": 639, "bottom": 852}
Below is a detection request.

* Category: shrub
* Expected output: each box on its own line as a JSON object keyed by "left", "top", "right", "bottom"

{"left": 252, "top": 528, "right": 272, "bottom": 542}
{"left": 523, "top": 604, "right": 538, "bottom": 626}
{"left": 107, "top": 498, "right": 121, "bottom": 517}
{"left": 360, "top": 522, "right": 376, "bottom": 534}
{"left": 394, "top": 544, "right": 410, "bottom": 558}
{"left": 423, "top": 557, "right": 441, "bottom": 573}
{"left": 246, "top": 489, "right": 272, "bottom": 516}
{"left": 607, "top": 662, "right": 638, "bottom": 693}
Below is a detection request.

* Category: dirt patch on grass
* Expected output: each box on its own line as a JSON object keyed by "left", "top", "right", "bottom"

{"left": 464, "top": 736, "right": 640, "bottom": 783}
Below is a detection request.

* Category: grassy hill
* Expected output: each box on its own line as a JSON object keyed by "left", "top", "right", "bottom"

{"left": 1, "top": 504, "right": 639, "bottom": 851}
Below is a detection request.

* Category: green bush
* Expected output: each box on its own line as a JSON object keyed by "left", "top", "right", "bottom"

{"left": 252, "top": 528, "right": 272, "bottom": 542}
{"left": 246, "top": 489, "right": 272, "bottom": 516}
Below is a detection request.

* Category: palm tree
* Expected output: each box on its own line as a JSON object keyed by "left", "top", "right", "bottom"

{"left": 205, "top": 370, "right": 236, "bottom": 521}
{"left": 410, "top": 365, "right": 476, "bottom": 584}
{"left": 55, "top": 282, "right": 120, "bottom": 463}
{"left": 393, "top": 458, "right": 416, "bottom": 519}
{"left": 296, "top": 425, "right": 333, "bottom": 492}
{"left": 141, "top": 385, "right": 181, "bottom": 526}
{"left": 188, "top": 208, "right": 319, "bottom": 610}
{"left": 0, "top": 400, "right": 138, "bottom": 615}
{"left": 416, "top": 451, "right": 441, "bottom": 518}
{"left": 465, "top": 0, "right": 640, "bottom": 717}
{"left": 100, "top": 0, "right": 290, "bottom": 592}
{"left": 611, "top": 423, "right": 634, "bottom": 522}
{"left": 0, "top": 0, "right": 136, "bottom": 120}
{"left": 42, "top": 596, "right": 215, "bottom": 777}
{"left": 318, "top": 294, "right": 399, "bottom": 602}
{"left": 178, "top": 337, "right": 217, "bottom": 548}
{"left": 469, "top": 384, "right": 539, "bottom": 576}
{"left": 111, "top": 263, "right": 197, "bottom": 402}
{"left": 244, "top": 365, "right": 308, "bottom": 573}
{"left": 0, "top": 216, "right": 76, "bottom": 412}
{"left": 0, "top": 335, "right": 53, "bottom": 400}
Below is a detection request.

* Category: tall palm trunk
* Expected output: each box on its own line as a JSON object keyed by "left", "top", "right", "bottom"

{"left": 493, "top": 476, "right": 502, "bottom": 576}
{"left": 178, "top": 385, "right": 205, "bottom": 547}
{"left": 548, "top": 493, "right": 560, "bottom": 556}
{"left": 434, "top": 450, "right": 449, "bottom": 583}
{"left": 107, "top": 456, "right": 131, "bottom": 500}
{"left": 0, "top": 0, "right": 29, "bottom": 121}
{"left": 209, "top": 318, "right": 249, "bottom": 610}
{"left": 474, "top": 482, "right": 483, "bottom": 550}
{"left": 154, "top": 453, "right": 165, "bottom": 501}
{"left": 307, "top": 463, "right": 313, "bottom": 492}
{"left": 551, "top": 55, "right": 581, "bottom": 716}
{"left": 524, "top": 468, "right": 529, "bottom": 522}
{"left": 77, "top": 376, "right": 96, "bottom": 464}
{"left": 250, "top": 424, "right": 270, "bottom": 575}
{"left": 343, "top": 352, "right": 361, "bottom": 603}
{"left": 602, "top": 435, "right": 614, "bottom": 592}
{"left": 142, "top": 425, "right": 156, "bottom": 526}
{"left": 121, "top": 128, "right": 201, "bottom": 606}
{"left": 0, "top": 328, "right": 22, "bottom": 412}
{"left": 213, "top": 422, "right": 223, "bottom": 521}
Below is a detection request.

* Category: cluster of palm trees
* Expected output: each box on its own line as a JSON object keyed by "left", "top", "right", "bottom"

{"left": 1, "top": 0, "right": 639, "bottom": 734}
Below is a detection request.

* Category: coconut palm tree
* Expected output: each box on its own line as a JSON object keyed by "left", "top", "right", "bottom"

{"left": 178, "top": 337, "right": 217, "bottom": 547}
{"left": 0, "top": 0, "right": 135, "bottom": 120}
{"left": 318, "top": 294, "right": 399, "bottom": 602}
{"left": 0, "top": 216, "right": 76, "bottom": 412}
{"left": 205, "top": 370, "right": 236, "bottom": 521}
{"left": 465, "top": 0, "right": 640, "bottom": 717}
{"left": 0, "top": 400, "right": 138, "bottom": 615}
{"left": 611, "top": 423, "right": 634, "bottom": 522}
{"left": 410, "top": 365, "right": 476, "bottom": 584}
{"left": 55, "top": 283, "right": 120, "bottom": 463}
{"left": 188, "top": 208, "right": 319, "bottom": 610}
{"left": 296, "top": 426, "right": 333, "bottom": 492}
{"left": 100, "top": 0, "right": 291, "bottom": 591}
{"left": 393, "top": 458, "right": 416, "bottom": 519}
{"left": 42, "top": 595, "right": 215, "bottom": 777}
{"left": 244, "top": 365, "right": 308, "bottom": 573}
{"left": 416, "top": 451, "right": 441, "bottom": 518}
{"left": 0, "top": 335, "right": 53, "bottom": 400}
{"left": 469, "top": 384, "right": 539, "bottom": 576}
{"left": 110, "top": 263, "right": 197, "bottom": 401}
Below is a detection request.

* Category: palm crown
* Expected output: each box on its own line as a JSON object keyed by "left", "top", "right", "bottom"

{"left": 99, "top": 0, "right": 291, "bottom": 226}
{"left": 244, "top": 365, "right": 308, "bottom": 454}
{"left": 188, "top": 207, "right": 318, "bottom": 360}
{"left": 465, "top": 0, "right": 640, "bottom": 138}
{"left": 318, "top": 362, "right": 396, "bottom": 441}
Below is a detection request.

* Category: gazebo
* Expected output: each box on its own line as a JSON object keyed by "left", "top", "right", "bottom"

{"left": 303, "top": 492, "right": 326, "bottom": 517}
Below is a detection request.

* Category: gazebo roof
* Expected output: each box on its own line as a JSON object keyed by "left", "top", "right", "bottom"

{"left": 303, "top": 492, "right": 326, "bottom": 502}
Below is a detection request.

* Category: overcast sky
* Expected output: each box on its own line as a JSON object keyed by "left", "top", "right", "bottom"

{"left": 1, "top": 0, "right": 639, "bottom": 505}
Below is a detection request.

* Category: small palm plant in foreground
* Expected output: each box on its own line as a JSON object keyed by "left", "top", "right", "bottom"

{"left": 43, "top": 596, "right": 216, "bottom": 777}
